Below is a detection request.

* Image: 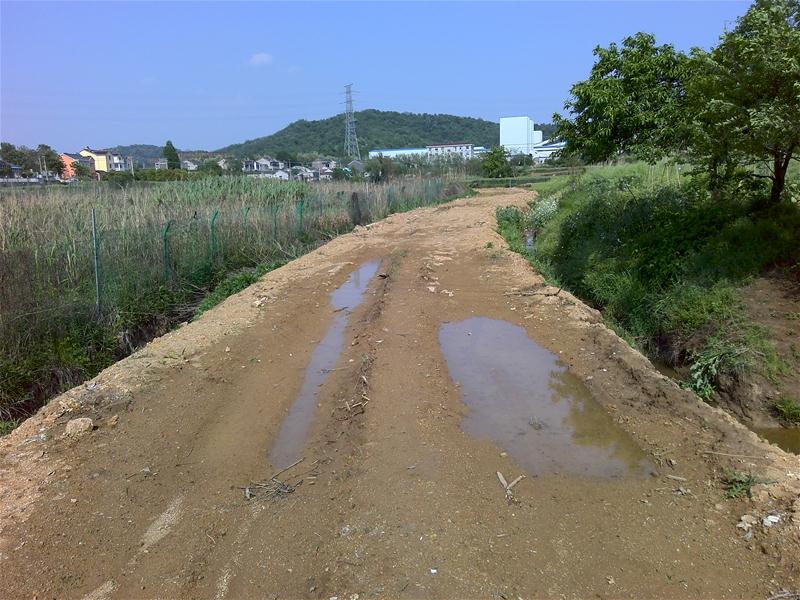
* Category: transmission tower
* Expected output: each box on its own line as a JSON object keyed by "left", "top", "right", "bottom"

{"left": 343, "top": 84, "right": 361, "bottom": 160}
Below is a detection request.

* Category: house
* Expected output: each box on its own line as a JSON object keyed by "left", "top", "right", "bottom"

{"left": 530, "top": 139, "right": 566, "bottom": 164}
{"left": 347, "top": 160, "right": 365, "bottom": 173}
{"left": 181, "top": 160, "right": 199, "bottom": 171}
{"left": 154, "top": 158, "right": 169, "bottom": 170}
{"left": 79, "top": 147, "right": 124, "bottom": 172}
{"left": 426, "top": 143, "right": 474, "bottom": 160}
{"left": 60, "top": 153, "right": 95, "bottom": 179}
{"left": 318, "top": 167, "right": 334, "bottom": 181}
{"left": 312, "top": 158, "right": 337, "bottom": 170}
{"left": 270, "top": 169, "right": 290, "bottom": 181}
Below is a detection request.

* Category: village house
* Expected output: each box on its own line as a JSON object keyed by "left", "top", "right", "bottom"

{"left": 60, "top": 153, "right": 95, "bottom": 179}
{"left": 79, "top": 147, "right": 125, "bottom": 173}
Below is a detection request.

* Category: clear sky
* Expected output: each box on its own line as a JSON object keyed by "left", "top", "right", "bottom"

{"left": 0, "top": 1, "right": 748, "bottom": 152}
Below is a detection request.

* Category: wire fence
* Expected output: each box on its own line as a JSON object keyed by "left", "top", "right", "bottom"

{"left": 0, "top": 177, "right": 460, "bottom": 417}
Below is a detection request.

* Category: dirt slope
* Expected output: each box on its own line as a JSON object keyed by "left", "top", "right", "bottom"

{"left": 1, "top": 188, "right": 799, "bottom": 599}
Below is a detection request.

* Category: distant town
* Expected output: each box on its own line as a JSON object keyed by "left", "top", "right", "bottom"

{"left": 0, "top": 115, "right": 565, "bottom": 184}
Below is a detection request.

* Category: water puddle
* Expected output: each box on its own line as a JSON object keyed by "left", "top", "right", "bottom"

{"left": 268, "top": 259, "right": 381, "bottom": 468}
{"left": 439, "top": 317, "right": 655, "bottom": 478}
{"left": 753, "top": 427, "right": 800, "bottom": 455}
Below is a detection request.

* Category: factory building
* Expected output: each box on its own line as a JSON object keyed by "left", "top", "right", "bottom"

{"left": 499, "top": 116, "right": 543, "bottom": 155}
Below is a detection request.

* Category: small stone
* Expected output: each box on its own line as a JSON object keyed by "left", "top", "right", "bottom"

{"left": 65, "top": 418, "right": 94, "bottom": 437}
{"left": 108, "top": 415, "right": 119, "bottom": 428}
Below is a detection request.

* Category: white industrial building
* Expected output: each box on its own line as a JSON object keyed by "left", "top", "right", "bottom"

{"left": 500, "top": 116, "right": 543, "bottom": 155}
{"left": 367, "top": 147, "right": 428, "bottom": 159}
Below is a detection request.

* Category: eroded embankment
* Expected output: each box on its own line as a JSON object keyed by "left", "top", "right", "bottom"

{"left": 0, "top": 188, "right": 798, "bottom": 599}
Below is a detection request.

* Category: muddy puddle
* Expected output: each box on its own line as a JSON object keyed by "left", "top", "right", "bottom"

{"left": 268, "top": 259, "right": 381, "bottom": 468}
{"left": 754, "top": 427, "right": 800, "bottom": 455}
{"left": 439, "top": 317, "right": 655, "bottom": 478}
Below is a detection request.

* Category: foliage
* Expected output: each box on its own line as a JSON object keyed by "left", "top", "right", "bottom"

{"left": 721, "top": 469, "right": 762, "bottom": 499}
{"left": 163, "top": 140, "right": 181, "bottom": 170}
{"left": 774, "top": 397, "right": 800, "bottom": 423}
{"left": 481, "top": 146, "right": 512, "bottom": 178}
{"left": 0, "top": 177, "right": 464, "bottom": 424}
{"left": 218, "top": 110, "right": 505, "bottom": 159}
{"left": 365, "top": 155, "right": 396, "bottom": 183}
{"left": 194, "top": 262, "right": 286, "bottom": 316}
{"left": 554, "top": 1, "right": 799, "bottom": 204}
{"left": 0, "top": 142, "right": 65, "bottom": 177}
{"left": 198, "top": 160, "right": 223, "bottom": 175}
{"left": 687, "top": 0, "right": 800, "bottom": 205}
{"left": 553, "top": 33, "right": 690, "bottom": 163}
{"left": 496, "top": 163, "right": 800, "bottom": 397}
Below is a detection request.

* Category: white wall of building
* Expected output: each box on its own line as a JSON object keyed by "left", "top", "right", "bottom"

{"left": 367, "top": 148, "right": 428, "bottom": 159}
{"left": 500, "top": 116, "right": 543, "bottom": 155}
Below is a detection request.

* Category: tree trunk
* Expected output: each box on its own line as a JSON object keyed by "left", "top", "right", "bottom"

{"left": 769, "top": 146, "right": 793, "bottom": 205}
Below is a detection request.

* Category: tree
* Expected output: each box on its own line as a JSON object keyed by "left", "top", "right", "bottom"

{"left": 553, "top": 33, "right": 690, "bottom": 164}
{"left": 163, "top": 140, "right": 180, "bottom": 170}
{"left": 481, "top": 146, "right": 512, "bottom": 178}
{"left": 687, "top": 0, "right": 800, "bottom": 205}
{"left": 365, "top": 155, "right": 395, "bottom": 183}
{"left": 224, "top": 158, "right": 243, "bottom": 175}
{"left": 198, "top": 160, "right": 223, "bottom": 176}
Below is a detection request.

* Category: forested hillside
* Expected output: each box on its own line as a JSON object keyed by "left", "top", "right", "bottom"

{"left": 218, "top": 110, "right": 505, "bottom": 158}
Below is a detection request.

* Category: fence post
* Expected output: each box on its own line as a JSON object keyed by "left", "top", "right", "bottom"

{"left": 162, "top": 220, "right": 173, "bottom": 284}
{"left": 271, "top": 204, "right": 279, "bottom": 239}
{"left": 210, "top": 210, "right": 220, "bottom": 262}
{"left": 91, "top": 208, "right": 101, "bottom": 314}
{"left": 295, "top": 199, "right": 306, "bottom": 236}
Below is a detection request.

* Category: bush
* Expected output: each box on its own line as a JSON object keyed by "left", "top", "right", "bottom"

{"left": 496, "top": 162, "right": 800, "bottom": 397}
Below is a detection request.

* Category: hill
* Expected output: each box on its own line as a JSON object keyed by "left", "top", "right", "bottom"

{"left": 217, "top": 110, "right": 506, "bottom": 159}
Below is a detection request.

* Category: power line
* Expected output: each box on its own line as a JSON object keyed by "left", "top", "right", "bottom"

{"left": 343, "top": 84, "right": 361, "bottom": 160}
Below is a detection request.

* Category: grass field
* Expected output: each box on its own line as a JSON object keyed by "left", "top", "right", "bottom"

{"left": 0, "top": 176, "right": 464, "bottom": 426}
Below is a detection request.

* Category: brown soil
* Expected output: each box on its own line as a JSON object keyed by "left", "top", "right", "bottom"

{"left": 1, "top": 188, "right": 799, "bottom": 599}
{"left": 713, "top": 275, "right": 800, "bottom": 429}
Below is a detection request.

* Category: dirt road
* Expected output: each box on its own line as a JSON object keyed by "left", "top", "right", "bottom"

{"left": 2, "top": 188, "right": 799, "bottom": 599}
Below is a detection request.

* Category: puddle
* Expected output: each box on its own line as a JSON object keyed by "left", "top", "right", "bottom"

{"left": 652, "top": 359, "right": 681, "bottom": 381}
{"left": 753, "top": 427, "right": 800, "bottom": 455}
{"left": 268, "top": 259, "right": 381, "bottom": 468}
{"left": 438, "top": 317, "right": 655, "bottom": 478}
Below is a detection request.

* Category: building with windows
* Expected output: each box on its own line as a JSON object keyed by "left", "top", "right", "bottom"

{"left": 367, "top": 147, "right": 427, "bottom": 160}
{"left": 79, "top": 147, "right": 125, "bottom": 172}
{"left": 426, "top": 143, "right": 474, "bottom": 160}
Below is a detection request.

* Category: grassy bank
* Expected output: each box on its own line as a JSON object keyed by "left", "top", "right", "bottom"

{"left": 497, "top": 163, "right": 800, "bottom": 400}
{"left": 0, "top": 176, "right": 466, "bottom": 427}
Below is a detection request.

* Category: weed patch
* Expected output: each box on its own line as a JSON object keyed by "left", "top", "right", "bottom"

{"left": 774, "top": 397, "right": 800, "bottom": 423}
{"left": 721, "top": 469, "right": 762, "bottom": 499}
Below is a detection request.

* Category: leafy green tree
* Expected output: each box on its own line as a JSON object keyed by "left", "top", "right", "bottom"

{"left": 224, "top": 158, "right": 243, "bottom": 175}
{"left": 687, "top": 0, "right": 800, "bottom": 205}
{"left": 553, "top": 33, "right": 690, "bottom": 164}
{"left": 481, "top": 146, "right": 512, "bottom": 178}
{"left": 163, "top": 140, "right": 180, "bottom": 170}
{"left": 198, "top": 160, "right": 223, "bottom": 176}
{"left": 365, "top": 155, "right": 395, "bottom": 183}
{"left": 71, "top": 162, "right": 93, "bottom": 180}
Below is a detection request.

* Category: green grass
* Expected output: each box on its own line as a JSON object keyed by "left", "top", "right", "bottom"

{"left": 495, "top": 162, "right": 800, "bottom": 399}
{"left": 0, "top": 419, "right": 19, "bottom": 436}
{"left": 721, "top": 469, "right": 762, "bottom": 499}
{"left": 774, "top": 397, "right": 800, "bottom": 423}
{"left": 194, "top": 261, "right": 286, "bottom": 317}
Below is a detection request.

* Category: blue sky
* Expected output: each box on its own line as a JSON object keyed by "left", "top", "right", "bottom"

{"left": 1, "top": 1, "right": 748, "bottom": 152}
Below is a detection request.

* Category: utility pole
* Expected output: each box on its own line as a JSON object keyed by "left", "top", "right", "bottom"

{"left": 344, "top": 84, "right": 361, "bottom": 160}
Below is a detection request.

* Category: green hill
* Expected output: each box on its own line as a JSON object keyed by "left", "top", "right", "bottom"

{"left": 216, "top": 110, "right": 504, "bottom": 158}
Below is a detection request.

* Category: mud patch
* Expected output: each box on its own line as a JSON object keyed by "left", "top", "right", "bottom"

{"left": 439, "top": 317, "right": 654, "bottom": 478}
{"left": 269, "top": 260, "right": 381, "bottom": 468}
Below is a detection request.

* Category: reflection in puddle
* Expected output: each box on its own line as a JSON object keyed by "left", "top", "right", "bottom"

{"left": 754, "top": 427, "right": 800, "bottom": 455}
{"left": 269, "top": 260, "right": 381, "bottom": 468}
{"left": 439, "top": 317, "right": 655, "bottom": 478}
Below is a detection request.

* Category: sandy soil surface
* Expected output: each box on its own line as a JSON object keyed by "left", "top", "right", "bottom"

{"left": 1, "top": 188, "right": 799, "bottom": 599}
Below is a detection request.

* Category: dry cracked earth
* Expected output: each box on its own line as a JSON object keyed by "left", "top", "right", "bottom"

{"left": 1, "top": 188, "right": 799, "bottom": 600}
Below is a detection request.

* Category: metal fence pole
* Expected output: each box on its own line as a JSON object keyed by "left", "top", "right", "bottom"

{"left": 162, "top": 220, "right": 173, "bottom": 284}
{"left": 210, "top": 210, "right": 220, "bottom": 262}
{"left": 91, "top": 208, "right": 101, "bottom": 314}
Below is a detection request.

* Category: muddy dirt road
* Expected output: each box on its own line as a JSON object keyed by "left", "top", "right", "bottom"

{"left": 2, "top": 189, "right": 799, "bottom": 599}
